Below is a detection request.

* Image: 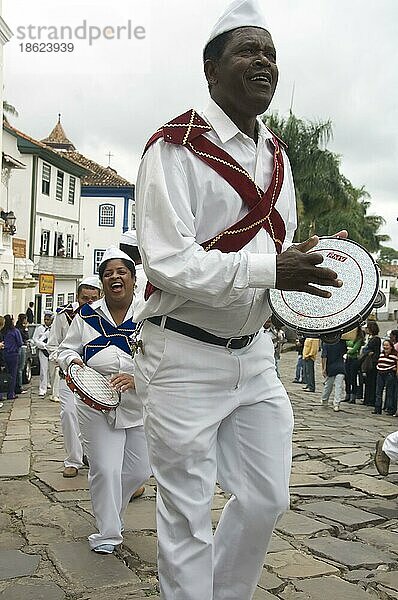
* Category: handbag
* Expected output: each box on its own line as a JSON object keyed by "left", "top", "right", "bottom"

{"left": 360, "top": 353, "right": 374, "bottom": 374}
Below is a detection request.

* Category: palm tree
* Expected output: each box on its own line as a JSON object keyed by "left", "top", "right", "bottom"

{"left": 263, "top": 112, "right": 388, "bottom": 252}
{"left": 3, "top": 100, "right": 18, "bottom": 123}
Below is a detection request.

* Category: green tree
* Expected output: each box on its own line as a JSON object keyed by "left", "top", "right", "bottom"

{"left": 378, "top": 246, "right": 398, "bottom": 264}
{"left": 262, "top": 112, "right": 388, "bottom": 252}
{"left": 3, "top": 100, "right": 18, "bottom": 123}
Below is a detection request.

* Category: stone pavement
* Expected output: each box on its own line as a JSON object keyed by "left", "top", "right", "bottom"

{"left": 0, "top": 352, "right": 398, "bottom": 600}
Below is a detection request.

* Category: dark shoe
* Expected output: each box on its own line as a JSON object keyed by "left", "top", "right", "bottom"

{"left": 349, "top": 399, "right": 356, "bottom": 404}
{"left": 371, "top": 410, "right": 381, "bottom": 415}
{"left": 63, "top": 466, "right": 78, "bottom": 478}
{"left": 304, "top": 389, "right": 315, "bottom": 393}
{"left": 82, "top": 454, "right": 89, "bottom": 467}
{"left": 374, "top": 439, "right": 390, "bottom": 476}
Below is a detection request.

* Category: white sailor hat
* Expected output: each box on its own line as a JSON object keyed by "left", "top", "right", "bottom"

{"left": 205, "top": 0, "right": 269, "bottom": 48}
{"left": 120, "top": 229, "right": 138, "bottom": 247}
{"left": 99, "top": 246, "right": 135, "bottom": 268}
{"left": 79, "top": 276, "right": 102, "bottom": 290}
{"left": 44, "top": 310, "right": 54, "bottom": 317}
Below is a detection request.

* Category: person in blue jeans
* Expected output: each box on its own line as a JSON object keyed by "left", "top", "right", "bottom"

{"left": 321, "top": 339, "right": 347, "bottom": 412}
{"left": 373, "top": 339, "right": 398, "bottom": 415}
{"left": 2, "top": 315, "right": 23, "bottom": 400}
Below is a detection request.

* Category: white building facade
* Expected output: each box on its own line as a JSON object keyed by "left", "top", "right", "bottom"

{"left": 0, "top": 5, "right": 13, "bottom": 315}
{"left": 3, "top": 122, "right": 87, "bottom": 319}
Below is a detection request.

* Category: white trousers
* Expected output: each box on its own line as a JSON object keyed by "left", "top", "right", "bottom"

{"left": 48, "top": 361, "right": 60, "bottom": 399}
{"left": 59, "top": 379, "right": 84, "bottom": 469}
{"left": 38, "top": 351, "right": 49, "bottom": 396}
{"left": 383, "top": 430, "right": 398, "bottom": 462}
{"left": 135, "top": 323, "right": 294, "bottom": 600}
{"left": 76, "top": 400, "right": 151, "bottom": 549}
{"left": 321, "top": 373, "right": 345, "bottom": 405}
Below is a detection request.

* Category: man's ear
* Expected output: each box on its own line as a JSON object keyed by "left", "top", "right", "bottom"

{"left": 204, "top": 58, "right": 218, "bottom": 87}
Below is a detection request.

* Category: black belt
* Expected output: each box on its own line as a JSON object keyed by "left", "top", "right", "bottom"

{"left": 147, "top": 316, "right": 258, "bottom": 349}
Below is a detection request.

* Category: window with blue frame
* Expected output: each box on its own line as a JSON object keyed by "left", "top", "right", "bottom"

{"left": 93, "top": 249, "right": 106, "bottom": 274}
{"left": 99, "top": 204, "right": 115, "bottom": 227}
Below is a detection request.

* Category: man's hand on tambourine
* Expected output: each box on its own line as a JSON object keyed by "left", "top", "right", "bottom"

{"left": 276, "top": 231, "right": 348, "bottom": 299}
{"left": 110, "top": 373, "right": 135, "bottom": 393}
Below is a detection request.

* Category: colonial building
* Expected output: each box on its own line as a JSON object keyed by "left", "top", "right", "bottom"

{"left": 0, "top": 113, "right": 135, "bottom": 318}
{"left": 41, "top": 117, "right": 135, "bottom": 276}
{"left": 2, "top": 121, "right": 87, "bottom": 318}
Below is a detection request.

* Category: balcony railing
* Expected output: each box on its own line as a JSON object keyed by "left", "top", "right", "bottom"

{"left": 33, "top": 254, "right": 84, "bottom": 278}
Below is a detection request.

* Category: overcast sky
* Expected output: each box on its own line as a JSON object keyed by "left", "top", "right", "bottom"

{"left": 3, "top": 0, "right": 398, "bottom": 249}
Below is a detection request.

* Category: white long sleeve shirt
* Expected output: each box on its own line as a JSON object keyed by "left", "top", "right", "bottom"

{"left": 135, "top": 99, "right": 297, "bottom": 338}
{"left": 33, "top": 324, "right": 50, "bottom": 351}
{"left": 58, "top": 298, "right": 142, "bottom": 429}
{"left": 47, "top": 302, "right": 79, "bottom": 363}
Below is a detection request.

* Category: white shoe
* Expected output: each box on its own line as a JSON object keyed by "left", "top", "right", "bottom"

{"left": 49, "top": 395, "right": 60, "bottom": 403}
{"left": 333, "top": 405, "right": 340, "bottom": 412}
{"left": 0, "top": 402, "right": 3, "bottom": 408}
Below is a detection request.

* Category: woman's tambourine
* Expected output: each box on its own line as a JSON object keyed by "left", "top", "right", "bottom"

{"left": 66, "top": 363, "right": 120, "bottom": 412}
{"left": 267, "top": 237, "right": 385, "bottom": 343}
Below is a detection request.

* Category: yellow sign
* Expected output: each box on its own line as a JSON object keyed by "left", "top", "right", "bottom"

{"left": 39, "top": 274, "right": 55, "bottom": 295}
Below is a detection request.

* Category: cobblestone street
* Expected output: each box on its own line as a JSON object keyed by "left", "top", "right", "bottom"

{"left": 0, "top": 351, "right": 397, "bottom": 600}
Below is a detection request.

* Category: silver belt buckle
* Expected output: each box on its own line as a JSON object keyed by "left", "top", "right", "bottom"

{"left": 226, "top": 336, "right": 243, "bottom": 349}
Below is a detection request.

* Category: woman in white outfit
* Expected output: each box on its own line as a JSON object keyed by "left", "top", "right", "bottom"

{"left": 58, "top": 247, "right": 151, "bottom": 554}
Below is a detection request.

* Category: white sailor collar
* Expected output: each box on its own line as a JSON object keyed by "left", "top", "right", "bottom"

{"left": 87, "top": 297, "right": 134, "bottom": 327}
{"left": 203, "top": 98, "right": 273, "bottom": 144}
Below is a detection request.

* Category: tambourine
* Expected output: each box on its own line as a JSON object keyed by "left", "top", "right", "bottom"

{"left": 66, "top": 363, "right": 120, "bottom": 412}
{"left": 267, "top": 237, "right": 385, "bottom": 343}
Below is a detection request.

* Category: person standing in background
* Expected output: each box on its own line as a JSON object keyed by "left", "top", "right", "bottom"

{"left": 15, "top": 314, "right": 29, "bottom": 395}
{"left": 292, "top": 334, "right": 305, "bottom": 384}
{"left": 26, "top": 302, "right": 34, "bottom": 324}
{"left": 361, "top": 321, "right": 381, "bottom": 407}
{"left": 2, "top": 315, "right": 23, "bottom": 400}
{"left": 345, "top": 326, "right": 365, "bottom": 404}
{"left": 321, "top": 339, "right": 347, "bottom": 411}
{"left": 372, "top": 339, "right": 398, "bottom": 415}
{"left": 33, "top": 312, "right": 54, "bottom": 397}
{"left": 302, "top": 337, "right": 319, "bottom": 393}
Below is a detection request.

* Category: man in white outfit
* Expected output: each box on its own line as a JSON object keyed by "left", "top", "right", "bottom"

{"left": 47, "top": 276, "right": 101, "bottom": 478}
{"left": 33, "top": 312, "right": 54, "bottom": 397}
{"left": 375, "top": 431, "right": 398, "bottom": 476}
{"left": 120, "top": 229, "right": 146, "bottom": 316}
{"left": 134, "top": 1, "right": 346, "bottom": 598}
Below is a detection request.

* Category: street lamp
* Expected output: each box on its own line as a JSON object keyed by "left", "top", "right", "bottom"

{"left": 0, "top": 210, "right": 17, "bottom": 235}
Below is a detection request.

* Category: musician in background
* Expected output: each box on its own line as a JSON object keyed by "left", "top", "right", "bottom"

{"left": 47, "top": 276, "right": 101, "bottom": 478}
{"left": 120, "top": 229, "right": 146, "bottom": 315}
{"left": 33, "top": 311, "right": 54, "bottom": 397}
{"left": 119, "top": 229, "right": 147, "bottom": 500}
{"left": 58, "top": 247, "right": 150, "bottom": 555}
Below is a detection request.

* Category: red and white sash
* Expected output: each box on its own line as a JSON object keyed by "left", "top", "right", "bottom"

{"left": 143, "top": 109, "right": 287, "bottom": 300}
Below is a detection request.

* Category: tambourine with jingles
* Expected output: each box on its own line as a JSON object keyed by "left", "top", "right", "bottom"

{"left": 267, "top": 237, "right": 385, "bottom": 343}
{"left": 66, "top": 363, "right": 120, "bottom": 412}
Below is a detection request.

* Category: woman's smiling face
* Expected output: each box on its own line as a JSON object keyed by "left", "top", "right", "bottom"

{"left": 101, "top": 259, "right": 135, "bottom": 304}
